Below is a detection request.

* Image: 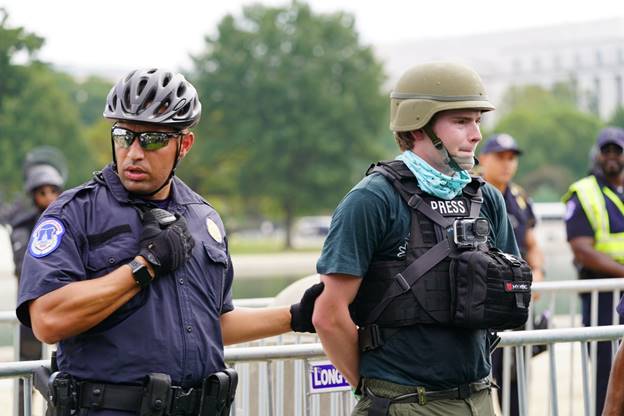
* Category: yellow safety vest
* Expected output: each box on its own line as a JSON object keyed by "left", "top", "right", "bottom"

{"left": 563, "top": 176, "right": 624, "bottom": 262}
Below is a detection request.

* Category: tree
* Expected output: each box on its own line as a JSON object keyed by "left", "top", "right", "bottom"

{"left": 0, "top": 65, "right": 95, "bottom": 198}
{"left": 0, "top": 8, "right": 44, "bottom": 113}
{"left": 609, "top": 106, "right": 624, "bottom": 129}
{"left": 188, "top": 1, "right": 387, "bottom": 247}
{"left": 491, "top": 84, "right": 603, "bottom": 200}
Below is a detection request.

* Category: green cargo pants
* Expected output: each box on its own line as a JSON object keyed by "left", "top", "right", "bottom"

{"left": 351, "top": 378, "right": 495, "bottom": 416}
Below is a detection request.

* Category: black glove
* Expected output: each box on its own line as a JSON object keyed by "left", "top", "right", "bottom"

{"left": 139, "top": 209, "right": 195, "bottom": 276}
{"left": 290, "top": 282, "right": 324, "bottom": 333}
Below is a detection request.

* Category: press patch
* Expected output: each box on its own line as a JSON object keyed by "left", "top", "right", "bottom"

{"left": 29, "top": 218, "right": 65, "bottom": 258}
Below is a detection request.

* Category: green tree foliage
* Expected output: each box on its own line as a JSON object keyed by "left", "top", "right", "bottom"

{"left": 0, "top": 65, "right": 95, "bottom": 198}
{"left": 0, "top": 10, "right": 98, "bottom": 201}
{"left": 188, "top": 1, "right": 387, "bottom": 246}
{"left": 609, "top": 106, "right": 624, "bottom": 129}
{"left": 491, "top": 84, "right": 603, "bottom": 201}
{"left": 0, "top": 8, "right": 44, "bottom": 112}
{"left": 72, "top": 76, "right": 113, "bottom": 126}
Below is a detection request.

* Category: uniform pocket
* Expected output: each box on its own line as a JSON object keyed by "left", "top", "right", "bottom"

{"left": 86, "top": 227, "right": 136, "bottom": 276}
{"left": 202, "top": 241, "right": 228, "bottom": 310}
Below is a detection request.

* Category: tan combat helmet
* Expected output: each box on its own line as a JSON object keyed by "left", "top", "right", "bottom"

{"left": 389, "top": 62, "right": 495, "bottom": 132}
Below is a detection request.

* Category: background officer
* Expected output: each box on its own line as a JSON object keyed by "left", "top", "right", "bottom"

{"left": 17, "top": 68, "right": 319, "bottom": 415}
{"left": 2, "top": 146, "right": 66, "bottom": 415}
{"left": 479, "top": 134, "right": 545, "bottom": 416}
{"left": 312, "top": 62, "right": 520, "bottom": 416}
{"left": 563, "top": 126, "right": 624, "bottom": 416}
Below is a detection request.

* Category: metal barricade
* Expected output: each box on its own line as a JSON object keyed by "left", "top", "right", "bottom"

{"left": 505, "top": 278, "right": 624, "bottom": 416}
{"left": 3, "top": 281, "right": 624, "bottom": 416}
{"left": 2, "top": 326, "right": 624, "bottom": 416}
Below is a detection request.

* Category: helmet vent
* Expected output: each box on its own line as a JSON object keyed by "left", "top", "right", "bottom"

{"left": 156, "top": 94, "right": 172, "bottom": 115}
{"left": 112, "top": 94, "right": 117, "bottom": 109}
{"left": 123, "top": 87, "right": 131, "bottom": 109}
{"left": 140, "top": 87, "right": 157, "bottom": 114}
{"left": 137, "top": 79, "right": 148, "bottom": 95}
{"left": 124, "top": 70, "right": 136, "bottom": 82}
{"left": 147, "top": 68, "right": 157, "bottom": 74}
{"left": 163, "top": 73, "right": 172, "bottom": 87}
{"left": 177, "top": 102, "right": 191, "bottom": 117}
{"left": 176, "top": 83, "right": 187, "bottom": 97}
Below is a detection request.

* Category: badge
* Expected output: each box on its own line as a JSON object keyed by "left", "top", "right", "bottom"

{"left": 206, "top": 218, "right": 223, "bottom": 243}
{"left": 29, "top": 218, "right": 65, "bottom": 258}
{"left": 497, "top": 133, "right": 516, "bottom": 148}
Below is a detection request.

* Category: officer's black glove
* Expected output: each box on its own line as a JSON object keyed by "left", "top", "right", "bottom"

{"left": 139, "top": 209, "right": 195, "bottom": 276}
{"left": 290, "top": 282, "right": 324, "bottom": 333}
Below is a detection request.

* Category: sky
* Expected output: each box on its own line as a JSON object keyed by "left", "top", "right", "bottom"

{"left": 2, "top": 0, "right": 623, "bottom": 75}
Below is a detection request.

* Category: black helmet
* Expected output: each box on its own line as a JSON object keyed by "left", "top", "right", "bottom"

{"left": 23, "top": 146, "right": 68, "bottom": 193}
{"left": 103, "top": 68, "right": 202, "bottom": 129}
{"left": 25, "top": 165, "right": 64, "bottom": 193}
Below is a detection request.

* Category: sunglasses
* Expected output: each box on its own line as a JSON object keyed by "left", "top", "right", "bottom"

{"left": 600, "top": 143, "right": 624, "bottom": 156}
{"left": 111, "top": 126, "right": 182, "bottom": 151}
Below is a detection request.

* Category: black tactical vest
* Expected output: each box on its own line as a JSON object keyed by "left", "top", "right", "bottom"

{"left": 349, "top": 160, "right": 486, "bottom": 328}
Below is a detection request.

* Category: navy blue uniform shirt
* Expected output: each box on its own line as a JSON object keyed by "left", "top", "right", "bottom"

{"left": 17, "top": 164, "right": 234, "bottom": 388}
{"left": 502, "top": 184, "right": 536, "bottom": 257}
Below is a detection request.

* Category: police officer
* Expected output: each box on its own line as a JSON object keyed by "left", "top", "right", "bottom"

{"left": 479, "top": 134, "right": 545, "bottom": 416}
{"left": 16, "top": 68, "right": 320, "bottom": 416}
{"left": 6, "top": 148, "right": 65, "bottom": 415}
{"left": 312, "top": 62, "right": 524, "bottom": 416}
{"left": 563, "top": 126, "right": 624, "bottom": 416}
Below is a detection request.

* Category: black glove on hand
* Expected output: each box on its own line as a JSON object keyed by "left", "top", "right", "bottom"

{"left": 290, "top": 282, "right": 325, "bottom": 333}
{"left": 139, "top": 209, "right": 195, "bottom": 276}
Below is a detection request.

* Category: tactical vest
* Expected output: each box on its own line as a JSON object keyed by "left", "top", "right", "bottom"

{"left": 350, "top": 161, "right": 532, "bottom": 351}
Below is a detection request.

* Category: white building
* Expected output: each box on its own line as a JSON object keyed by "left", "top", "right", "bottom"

{"left": 375, "top": 18, "right": 624, "bottom": 121}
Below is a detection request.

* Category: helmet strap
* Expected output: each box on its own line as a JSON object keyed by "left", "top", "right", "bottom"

{"left": 422, "top": 124, "right": 470, "bottom": 173}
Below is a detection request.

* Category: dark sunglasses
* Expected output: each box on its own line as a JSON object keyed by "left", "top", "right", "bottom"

{"left": 111, "top": 126, "right": 182, "bottom": 151}
{"left": 600, "top": 143, "right": 624, "bottom": 156}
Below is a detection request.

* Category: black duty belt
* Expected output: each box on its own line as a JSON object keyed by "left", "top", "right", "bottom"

{"left": 362, "top": 377, "right": 491, "bottom": 416}
{"left": 79, "top": 381, "right": 203, "bottom": 414}
{"left": 34, "top": 369, "right": 238, "bottom": 416}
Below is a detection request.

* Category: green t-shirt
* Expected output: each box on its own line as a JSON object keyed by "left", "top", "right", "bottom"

{"left": 316, "top": 171, "right": 519, "bottom": 389}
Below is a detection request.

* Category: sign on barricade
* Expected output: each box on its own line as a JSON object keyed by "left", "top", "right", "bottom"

{"left": 309, "top": 360, "right": 350, "bottom": 394}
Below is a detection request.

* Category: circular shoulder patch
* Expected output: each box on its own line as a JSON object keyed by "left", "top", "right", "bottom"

{"left": 206, "top": 218, "right": 223, "bottom": 243}
{"left": 29, "top": 218, "right": 66, "bottom": 258}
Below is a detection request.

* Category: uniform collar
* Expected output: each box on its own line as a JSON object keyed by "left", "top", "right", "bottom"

{"left": 101, "top": 164, "right": 205, "bottom": 206}
{"left": 592, "top": 171, "right": 624, "bottom": 196}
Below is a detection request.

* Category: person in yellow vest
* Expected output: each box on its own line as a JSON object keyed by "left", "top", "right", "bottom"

{"left": 563, "top": 126, "right": 624, "bottom": 416}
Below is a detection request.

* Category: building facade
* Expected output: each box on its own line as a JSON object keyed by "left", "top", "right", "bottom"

{"left": 375, "top": 18, "right": 624, "bottom": 121}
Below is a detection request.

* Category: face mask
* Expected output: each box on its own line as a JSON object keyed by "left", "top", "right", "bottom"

{"left": 449, "top": 153, "right": 476, "bottom": 171}
{"left": 396, "top": 150, "right": 471, "bottom": 200}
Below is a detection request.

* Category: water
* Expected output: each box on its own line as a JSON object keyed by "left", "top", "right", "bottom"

{"left": 232, "top": 275, "right": 302, "bottom": 299}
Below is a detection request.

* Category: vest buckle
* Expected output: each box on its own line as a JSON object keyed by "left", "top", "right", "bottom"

{"left": 358, "top": 325, "right": 385, "bottom": 352}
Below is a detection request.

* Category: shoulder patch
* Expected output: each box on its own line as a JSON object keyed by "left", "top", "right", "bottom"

{"left": 29, "top": 218, "right": 66, "bottom": 258}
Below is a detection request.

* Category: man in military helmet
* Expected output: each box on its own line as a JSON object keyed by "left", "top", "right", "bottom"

{"left": 313, "top": 62, "right": 525, "bottom": 416}
{"left": 479, "top": 134, "right": 545, "bottom": 416}
{"left": 16, "top": 68, "right": 321, "bottom": 416}
{"left": 564, "top": 127, "right": 624, "bottom": 416}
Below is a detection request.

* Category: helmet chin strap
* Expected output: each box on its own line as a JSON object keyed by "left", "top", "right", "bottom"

{"left": 422, "top": 124, "right": 476, "bottom": 173}
{"left": 111, "top": 138, "right": 182, "bottom": 198}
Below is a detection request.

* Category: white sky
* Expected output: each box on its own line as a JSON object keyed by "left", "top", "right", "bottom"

{"left": 2, "top": 0, "right": 623, "bottom": 73}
